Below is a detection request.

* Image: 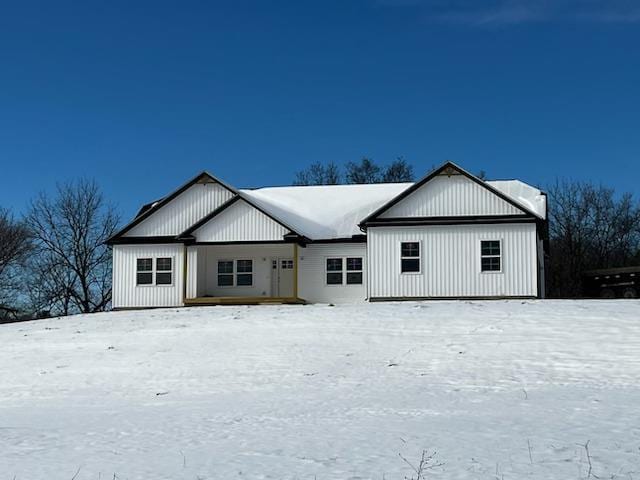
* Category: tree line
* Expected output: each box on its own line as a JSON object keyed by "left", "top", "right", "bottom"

{"left": 294, "top": 157, "right": 415, "bottom": 185}
{"left": 1, "top": 160, "right": 639, "bottom": 320}
{"left": 0, "top": 180, "right": 118, "bottom": 321}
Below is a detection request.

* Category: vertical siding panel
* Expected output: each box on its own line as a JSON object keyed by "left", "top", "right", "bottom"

{"left": 112, "top": 244, "right": 184, "bottom": 308}
{"left": 127, "top": 183, "right": 234, "bottom": 236}
{"left": 368, "top": 223, "right": 537, "bottom": 299}
{"left": 380, "top": 175, "right": 522, "bottom": 218}
{"left": 193, "top": 200, "right": 289, "bottom": 242}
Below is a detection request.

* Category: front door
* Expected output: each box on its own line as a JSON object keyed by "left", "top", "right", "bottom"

{"left": 271, "top": 257, "right": 294, "bottom": 297}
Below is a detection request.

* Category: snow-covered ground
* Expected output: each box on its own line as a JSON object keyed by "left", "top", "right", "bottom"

{"left": 2, "top": 301, "right": 640, "bottom": 479}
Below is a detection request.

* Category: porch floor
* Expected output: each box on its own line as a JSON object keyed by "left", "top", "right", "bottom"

{"left": 184, "top": 296, "right": 306, "bottom": 306}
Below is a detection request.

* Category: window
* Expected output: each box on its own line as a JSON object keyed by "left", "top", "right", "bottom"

{"left": 481, "top": 240, "right": 501, "bottom": 272}
{"left": 136, "top": 257, "right": 172, "bottom": 286}
{"left": 281, "top": 259, "right": 294, "bottom": 269}
{"left": 217, "top": 259, "right": 253, "bottom": 286}
{"left": 156, "top": 257, "right": 172, "bottom": 285}
{"left": 236, "top": 259, "right": 253, "bottom": 286}
{"left": 217, "top": 260, "right": 234, "bottom": 286}
{"left": 400, "top": 242, "right": 420, "bottom": 273}
{"left": 136, "top": 258, "right": 153, "bottom": 285}
{"left": 346, "top": 257, "right": 363, "bottom": 284}
{"left": 326, "top": 258, "right": 343, "bottom": 285}
{"left": 326, "top": 257, "right": 363, "bottom": 285}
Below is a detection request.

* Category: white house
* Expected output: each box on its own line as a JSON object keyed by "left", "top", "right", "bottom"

{"left": 107, "top": 161, "right": 547, "bottom": 308}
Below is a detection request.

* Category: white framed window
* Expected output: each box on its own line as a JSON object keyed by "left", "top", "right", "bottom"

{"left": 480, "top": 240, "right": 502, "bottom": 273}
{"left": 326, "top": 258, "right": 343, "bottom": 285}
{"left": 325, "top": 257, "right": 363, "bottom": 285}
{"left": 136, "top": 258, "right": 153, "bottom": 285}
{"left": 156, "top": 257, "right": 173, "bottom": 285}
{"left": 136, "top": 257, "right": 173, "bottom": 286}
{"left": 217, "top": 259, "right": 253, "bottom": 287}
{"left": 217, "top": 260, "right": 234, "bottom": 286}
{"left": 236, "top": 259, "right": 253, "bottom": 286}
{"left": 400, "top": 241, "right": 421, "bottom": 274}
{"left": 346, "top": 257, "right": 363, "bottom": 284}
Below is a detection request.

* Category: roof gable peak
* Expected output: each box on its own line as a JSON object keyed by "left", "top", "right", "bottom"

{"left": 359, "top": 161, "right": 542, "bottom": 227}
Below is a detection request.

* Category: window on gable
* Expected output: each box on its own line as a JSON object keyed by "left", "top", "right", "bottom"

{"left": 217, "top": 260, "right": 234, "bottom": 286}
{"left": 480, "top": 240, "right": 501, "bottom": 272}
{"left": 136, "top": 258, "right": 153, "bottom": 285}
{"left": 400, "top": 242, "right": 420, "bottom": 273}
{"left": 156, "top": 257, "right": 173, "bottom": 285}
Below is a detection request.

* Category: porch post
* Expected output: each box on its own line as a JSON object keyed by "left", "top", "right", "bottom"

{"left": 182, "top": 244, "right": 188, "bottom": 303}
{"left": 293, "top": 243, "right": 299, "bottom": 299}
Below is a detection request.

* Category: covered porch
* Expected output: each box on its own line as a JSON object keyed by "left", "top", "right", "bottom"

{"left": 183, "top": 243, "right": 305, "bottom": 305}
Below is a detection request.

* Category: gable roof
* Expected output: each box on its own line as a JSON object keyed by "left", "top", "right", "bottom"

{"left": 358, "top": 161, "right": 545, "bottom": 228}
{"left": 106, "top": 171, "right": 238, "bottom": 244}
{"left": 178, "top": 193, "right": 301, "bottom": 240}
{"left": 110, "top": 162, "right": 546, "bottom": 245}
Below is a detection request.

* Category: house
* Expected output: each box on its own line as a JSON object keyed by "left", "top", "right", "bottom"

{"left": 107, "top": 161, "right": 547, "bottom": 308}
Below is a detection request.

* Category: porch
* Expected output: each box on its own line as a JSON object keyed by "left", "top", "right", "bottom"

{"left": 184, "top": 296, "right": 306, "bottom": 306}
{"left": 183, "top": 243, "right": 305, "bottom": 305}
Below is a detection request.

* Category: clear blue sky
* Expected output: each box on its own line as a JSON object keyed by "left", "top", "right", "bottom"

{"left": 1, "top": 1, "right": 639, "bottom": 220}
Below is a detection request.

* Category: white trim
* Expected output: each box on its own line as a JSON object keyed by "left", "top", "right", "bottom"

{"left": 135, "top": 256, "right": 175, "bottom": 287}
{"left": 324, "top": 256, "right": 364, "bottom": 286}
{"left": 399, "top": 240, "right": 422, "bottom": 275}
{"left": 216, "top": 258, "right": 255, "bottom": 288}
{"left": 479, "top": 239, "right": 503, "bottom": 274}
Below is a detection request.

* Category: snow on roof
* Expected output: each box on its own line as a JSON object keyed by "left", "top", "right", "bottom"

{"left": 240, "top": 179, "right": 545, "bottom": 240}
{"left": 240, "top": 183, "right": 412, "bottom": 239}
{"left": 487, "top": 180, "right": 546, "bottom": 220}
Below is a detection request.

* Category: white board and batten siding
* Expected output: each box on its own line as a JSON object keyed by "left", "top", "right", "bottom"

{"left": 298, "top": 243, "right": 368, "bottom": 303}
{"left": 112, "top": 244, "right": 185, "bottom": 308}
{"left": 380, "top": 174, "right": 523, "bottom": 218}
{"left": 192, "top": 199, "right": 290, "bottom": 242}
{"left": 126, "top": 182, "right": 234, "bottom": 237}
{"left": 368, "top": 224, "right": 538, "bottom": 299}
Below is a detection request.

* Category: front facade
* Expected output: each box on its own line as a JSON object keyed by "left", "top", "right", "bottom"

{"left": 107, "top": 162, "right": 547, "bottom": 308}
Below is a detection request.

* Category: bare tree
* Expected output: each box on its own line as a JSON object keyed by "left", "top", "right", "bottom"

{"left": 346, "top": 157, "right": 381, "bottom": 184}
{"left": 382, "top": 157, "right": 414, "bottom": 183}
{"left": 547, "top": 179, "right": 640, "bottom": 297}
{"left": 26, "top": 179, "right": 119, "bottom": 315}
{"left": 294, "top": 161, "right": 341, "bottom": 185}
{"left": 0, "top": 208, "right": 31, "bottom": 318}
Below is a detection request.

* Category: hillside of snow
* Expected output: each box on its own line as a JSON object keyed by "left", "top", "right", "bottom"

{"left": 2, "top": 301, "right": 640, "bottom": 479}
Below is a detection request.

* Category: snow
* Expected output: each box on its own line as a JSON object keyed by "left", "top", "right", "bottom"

{"left": 240, "top": 179, "right": 545, "bottom": 240}
{"left": 240, "top": 183, "right": 412, "bottom": 239}
{"left": 2, "top": 300, "right": 639, "bottom": 479}
{"left": 488, "top": 180, "right": 547, "bottom": 219}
